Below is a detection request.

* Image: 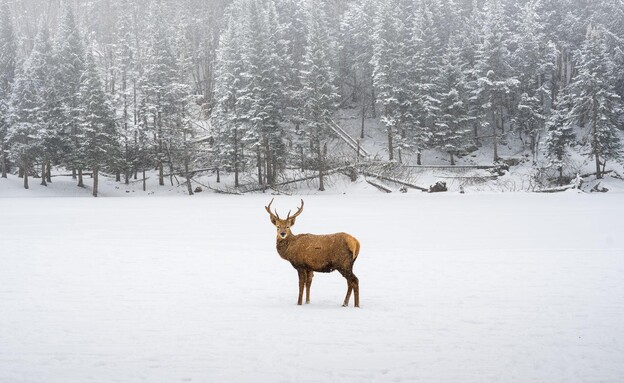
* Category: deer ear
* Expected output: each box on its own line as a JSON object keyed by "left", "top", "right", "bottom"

{"left": 289, "top": 217, "right": 296, "bottom": 227}
{"left": 270, "top": 216, "right": 277, "bottom": 225}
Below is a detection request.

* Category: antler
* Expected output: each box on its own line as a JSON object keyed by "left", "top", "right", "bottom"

{"left": 265, "top": 198, "right": 280, "bottom": 219}
{"left": 286, "top": 199, "right": 304, "bottom": 220}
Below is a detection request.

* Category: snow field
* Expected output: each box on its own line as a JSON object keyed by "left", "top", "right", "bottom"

{"left": 1, "top": 193, "right": 623, "bottom": 382}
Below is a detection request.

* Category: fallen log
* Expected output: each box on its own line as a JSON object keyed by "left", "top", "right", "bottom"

{"left": 360, "top": 171, "right": 428, "bottom": 191}
{"left": 365, "top": 178, "right": 392, "bottom": 193}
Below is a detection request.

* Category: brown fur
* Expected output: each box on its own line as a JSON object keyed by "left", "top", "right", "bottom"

{"left": 266, "top": 199, "right": 360, "bottom": 307}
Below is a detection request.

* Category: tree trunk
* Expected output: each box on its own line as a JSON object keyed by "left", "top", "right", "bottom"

{"left": 370, "top": 77, "right": 377, "bottom": 119}
{"left": 40, "top": 162, "right": 47, "bottom": 186}
{"left": 46, "top": 161, "right": 51, "bottom": 183}
{"left": 23, "top": 160, "right": 29, "bottom": 189}
{"left": 93, "top": 167, "right": 99, "bottom": 197}
{"left": 142, "top": 168, "right": 146, "bottom": 191}
{"left": 216, "top": 167, "right": 220, "bottom": 183}
{"left": 184, "top": 157, "right": 193, "bottom": 196}
{"left": 257, "top": 149, "right": 263, "bottom": 187}
{"left": 493, "top": 111, "right": 499, "bottom": 162}
{"left": 234, "top": 128, "right": 239, "bottom": 188}
{"left": 360, "top": 100, "right": 366, "bottom": 139}
{"left": 318, "top": 140, "right": 325, "bottom": 192}
{"left": 450, "top": 152, "right": 455, "bottom": 166}
{"left": 592, "top": 99, "right": 601, "bottom": 179}
{"left": 78, "top": 168, "right": 84, "bottom": 187}
{"left": 1, "top": 142, "right": 7, "bottom": 178}
{"left": 387, "top": 125, "right": 394, "bottom": 161}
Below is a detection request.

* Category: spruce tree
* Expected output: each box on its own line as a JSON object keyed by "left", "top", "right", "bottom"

{"left": 435, "top": 35, "right": 471, "bottom": 165}
{"left": 55, "top": 5, "right": 86, "bottom": 186}
{"left": 372, "top": 0, "right": 407, "bottom": 161}
{"left": 544, "top": 93, "right": 576, "bottom": 183}
{"left": 0, "top": 0, "right": 16, "bottom": 178}
{"left": 211, "top": 0, "right": 248, "bottom": 188}
{"left": 567, "top": 25, "right": 623, "bottom": 178}
{"left": 471, "top": 0, "right": 519, "bottom": 161}
{"left": 143, "top": 3, "right": 191, "bottom": 187}
{"left": 7, "top": 59, "right": 43, "bottom": 189}
{"left": 299, "top": 3, "right": 339, "bottom": 191}
{"left": 78, "top": 48, "right": 120, "bottom": 197}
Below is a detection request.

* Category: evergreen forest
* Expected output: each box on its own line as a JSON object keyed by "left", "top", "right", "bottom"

{"left": 1, "top": 0, "right": 623, "bottom": 195}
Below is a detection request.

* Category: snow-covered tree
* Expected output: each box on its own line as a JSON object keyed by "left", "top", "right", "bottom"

{"left": 211, "top": 0, "right": 248, "bottom": 188}
{"left": 0, "top": 0, "right": 16, "bottom": 178}
{"left": 6, "top": 53, "right": 44, "bottom": 189}
{"left": 78, "top": 48, "right": 120, "bottom": 197}
{"left": 28, "top": 22, "right": 57, "bottom": 186}
{"left": 567, "top": 25, "right": 623, "bottom": 178}
{"left": 142, "top": 3, "right": 192, "bottom": 187}
{"left": 471, "top": 0, "right": 519, "bottom": 161}
{"left": 55, "top": 5, "right": 86, "bottom": 186}
{"left": 299, "top": 3, "right": 339, "bottom": 191}
{"left": 435, "top": 35, "right": 471, "bottom": 165}
{"left": 544, "top": 92, "right": 576, "bottom": 183}
{"left": 372, "top": 0, "right": 411, "bottom": 162}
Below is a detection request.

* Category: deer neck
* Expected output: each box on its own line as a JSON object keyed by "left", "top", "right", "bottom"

{"left": 276, "top": 234, "right": 296, "bottom": 260}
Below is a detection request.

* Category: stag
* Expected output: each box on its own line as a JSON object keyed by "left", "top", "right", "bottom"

{"left": 265, "top": 199, "right": 361, "bottom": 307}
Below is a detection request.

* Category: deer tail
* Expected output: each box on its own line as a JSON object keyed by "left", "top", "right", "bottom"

{"left": 348, "top": 237, "right": 360, "bottom": 261}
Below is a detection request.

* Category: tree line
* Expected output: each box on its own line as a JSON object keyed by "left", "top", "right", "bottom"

{"left": 1, "top": 0, "right": 623, "bottom": 196}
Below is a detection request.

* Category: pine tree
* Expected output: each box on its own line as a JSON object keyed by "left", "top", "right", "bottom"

{"left": 239, "top": 0, "right": 287, "bottom": 188}
{"left": 78, "top": 48, "right": 120, "bottom": 197}
{"left": 28, "top": 22, "right": 57, "bottom": 186}
{"left": 435, "top": 35, "right": 471, "bottom": 165}
{"left": 340, "top": 0, "right": 378, "bottom": 127}
{"left": 471, "top": 0, "right": 519, "bottom": 161}
{"left": 372, "top": 0, "right": 410, "bottom": 162}
{"left": 0, "top": 0, "right": 16, "bottom": 178}
{"left": 511, "top": 0, "right": 555, "bottom": 162}
{"left": 113, "top": 0, "right": 138, "bottom": 185}
{"left": 299, "top": 2, "right": 339, "bottom": 191}
{"left": 7, "top": 58, "right": 44, "bottom": 190}
{"left": 567, "top": 25, "right": 623, "bottom": 178}
{"left": 143, "top": 3, "right": 192, "bottom": 187}
{"left": 211, "top": 0, "right": 248, "bottom": 188}
{"left": 55, "top": 5, "right": 86, "bottom": 186}
{"left": 544, "top": 92, "right": 576, "bottom": 183}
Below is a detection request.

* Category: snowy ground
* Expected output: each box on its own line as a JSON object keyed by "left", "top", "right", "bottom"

{"left": 1, "top": 191, "right": 623, "bottom": 382}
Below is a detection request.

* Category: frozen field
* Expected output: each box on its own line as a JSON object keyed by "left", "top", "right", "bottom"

{"left": 1, "top": 192, "right": 623, "bottom": 382}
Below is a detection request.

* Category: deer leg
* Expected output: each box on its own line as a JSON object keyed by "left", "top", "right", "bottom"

{"left": 343, "top": 279, "right": 353, "bottom": 307}
{"left": 305, "top": 271, "right": 314, "bottom": 304}
{"left": 352, "top": 273, "right": 360, "bottom": 308}
{"left": 297, "top": 269, "right": 306, "bottom": 305}
{"left": 339, "top": 269, "right": 354, "bottom": 307}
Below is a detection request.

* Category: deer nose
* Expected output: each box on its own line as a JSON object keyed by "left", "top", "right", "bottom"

{"left": 280, "top": 231, "right": 287, "bottom": 237}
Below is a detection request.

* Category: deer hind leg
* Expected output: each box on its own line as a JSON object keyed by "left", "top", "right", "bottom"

{"left": 352, "top": 273, "right": 359, "bottom": 308}
{"left": 297, "top": 269, "right": 306, "bottom": 305}
{"left": 340, "top": 269, "right": 359, "bottom": 307}
{"left": 305, "top": 271, "right": 314, "bottom": 304}
{"left": 342, "top": 278, "right": 353, "bottom": 307}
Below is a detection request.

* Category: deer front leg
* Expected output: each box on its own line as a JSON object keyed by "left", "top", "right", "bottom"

{"left": 297, "top": 269, "right": 306, "bottom": 305}
{"left": 305, "top": 271, "right": 314, "bottom": 304}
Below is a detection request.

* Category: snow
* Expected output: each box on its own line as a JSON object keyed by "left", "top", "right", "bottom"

{"left": 1, "top": 188, "right": 623, "bottom": 382}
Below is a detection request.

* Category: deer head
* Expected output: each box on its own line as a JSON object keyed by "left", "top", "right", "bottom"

{"left": 265, "top": 198, "right": 304, "bottom": 240}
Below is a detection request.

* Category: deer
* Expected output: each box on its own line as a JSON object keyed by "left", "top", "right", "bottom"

{"left": 265, "top": 199, "right": 361, "bottom": 308}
